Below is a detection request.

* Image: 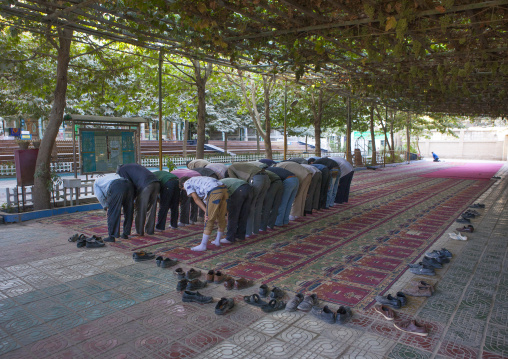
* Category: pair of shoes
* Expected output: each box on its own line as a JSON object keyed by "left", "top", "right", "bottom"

{"left": 374, "top": 305, "right": 395, "bottom": 320}
{"left": 456, "top": 217, "right": 471, "bottom": 224}
{"left": 409, "top": 263, "right": 435, "bottom": 276}
{"left": 156, "top": 256, "right": 178, "bottom": 268}
{"left": 403, "top": 281, "right": 434, "bottom": 297}
{"left": 425, "top": 249, "right": 451, "bottom": 262}
{"left": 177, "top": 278, "right": 207, "bottom": 291}
{"left": 86, "top": 236, "right": 105, "bottom": 248}
{"left": 133, "top": 251, "right": 155, "bottom": 261}
{"left": 174, "top": 268, "right": 201, "bottom": 280}
{"left": 312, "top": 305, "right": 352, "bottom": 324}
{"left": 182, "top": 290, "right": 213, "bottom": 304}
{"left": 462, "top": 212, "right": 475, "bottom": 219}
{"left": 375, "top": 292, "right": 407, "bottom": 309}
{"left": 215, "top": 297, "right": 235, "bottom": 315}
{"left": 422, "top": 257, "right": 443, "bottom": 269}
{"left": 456, "top": 225, "right": 474, "bottom": 233}
{"left": 224, "top": 277, "right": 253, "bottom": 290}
{"left": 74, "top": 234, "right": 87, "bottom": 248}
{"left": 393, "top": 320, "right": 428, "bottom": 336}
{"left": 258, "top": 285, "right": 284, "bottom": 299}
{"left": 206, "top": 270, "right": 224, "bottom": 283}
{"left": 449, "top": 232, "right": 467, "bottom": 241}
{"left": 296, "top": 294, "right": 319, "bottom": 312}
{"left": 466, "top": 209, "right": 480, "bottom": 216}
{"left": 286, "top": 293, "right": 305, "bottom": 311}
{"left": 469, "top": 203, "right": 485, "bottom": 208}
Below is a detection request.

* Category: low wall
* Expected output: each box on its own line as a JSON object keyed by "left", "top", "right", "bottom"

{"left": 419, "top": 127, "right": 508, "bottom": 161}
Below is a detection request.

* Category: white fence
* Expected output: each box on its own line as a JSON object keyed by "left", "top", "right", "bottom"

{"left": 5, "top": 179, "right": 96, "bottom": 208}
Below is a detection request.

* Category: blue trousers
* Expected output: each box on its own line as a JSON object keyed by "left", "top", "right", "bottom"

{"left": 275, "top": 176, "right": 299, "bottom": 226}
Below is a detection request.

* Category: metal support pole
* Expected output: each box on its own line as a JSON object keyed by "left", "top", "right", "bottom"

{"left": 158, "top": 49, "right": 163, "bottom": 171}
{"left": 346, "top": 96, "right": 352, "bottom": 163}
{"left": 283, "top": 83, "right": 287, "bottom": 160}
{"left": 72, "top": 120, "right": 77, "bottom": 178}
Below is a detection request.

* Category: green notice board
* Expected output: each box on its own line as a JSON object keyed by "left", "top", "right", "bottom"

{"left": 80, "top": 129, "right": 137, "bottom": 174}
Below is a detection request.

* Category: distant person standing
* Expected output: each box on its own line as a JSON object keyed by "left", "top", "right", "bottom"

{"left": 432, "top": 152, "right": 440, "bottom": 162}
{"left": 117, "top": 163, "right": 160, "bottom": 236}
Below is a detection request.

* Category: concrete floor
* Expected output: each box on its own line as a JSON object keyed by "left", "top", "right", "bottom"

{"left": 0, "top": 164, "right": 507, "bottom": 358}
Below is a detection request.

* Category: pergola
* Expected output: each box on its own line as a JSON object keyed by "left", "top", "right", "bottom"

{"left": 1, "top": 0, "right": 507, "bottom": 117}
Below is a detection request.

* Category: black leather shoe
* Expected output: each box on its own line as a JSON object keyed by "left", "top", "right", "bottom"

{"left": 375, "top": 294, "right": 402, "bottom": 309}
{"left": 396, "top": 292, "right": 407, "bottom": 307}
{"left": 182, "top": 291, "right": 213, "bottom": 304}
{"left": 422, "top": 257, "right": 443, "bottom": 269}
{"left": 176, "top": 279, "right": 188, "bottom": 291}
{"left": 186, "top": 279, "right": 207, "bottom": 291}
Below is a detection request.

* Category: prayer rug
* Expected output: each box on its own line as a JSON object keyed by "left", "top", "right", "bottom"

{"left": 38, "top": 162, "right": 494, "bottom": 308}
{"left": 420, "top": 162, "right": 503, "bottom": 180}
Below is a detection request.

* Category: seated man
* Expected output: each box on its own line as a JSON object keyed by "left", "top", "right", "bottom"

{"left": 220, "top": 178, "right": 253, "bottom": 243}
{"left": 432, "top": 152, "right": 440, "bottom": 162}
{"left": 154, "top": 170, "right": 180, "bottom": 231}
{"left": 117, "top": 163, "right": 160, "bottom": 236}
{"left": 94, "top": 174, "right": 134, "bottom": 242}
{"left": 179, "top": 176, "right": 228, "bottom": 251}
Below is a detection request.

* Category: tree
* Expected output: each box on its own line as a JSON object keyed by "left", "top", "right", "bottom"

{"left": 232, "top": 70, "right": 277, "bottom": 159}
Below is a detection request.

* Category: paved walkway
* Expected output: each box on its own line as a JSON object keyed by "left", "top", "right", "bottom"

{"left": 0, "top": 165, "right": 507, "bottom": 358}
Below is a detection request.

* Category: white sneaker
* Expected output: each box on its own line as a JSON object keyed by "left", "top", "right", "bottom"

{"left": 289, "top": 215, "right": 296, "bottom": 221}
{"left": 456, "top": 233, "right": 468, "bottom": 241}
{"left": 449, "top": 232, "right": 467, "bottom": 241}
{"left": 177, "top": 222, "right": 187, "bottom": 227}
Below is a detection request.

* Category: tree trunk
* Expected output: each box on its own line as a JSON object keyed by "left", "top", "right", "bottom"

{"left": 256, "top": 130, "right": 260, "bottom": 155}
{"left": 224, "top": 132, "right": 228, "bottom": 154}
{"left": 370, "top": 107, "right": 377, "bottom": 165}
{"left": 196, "top": 83, "right": 206, "bottom": 159}
{"left": 33, "top": 27, "right": 73, "bottom": 210}
{"left": 262, "top": 76, "right": 273, "bottom": 159}
{"left": 192, "top": 61, "right": 213, "bottom": 160}
{"left": 183, "top": 120, "right": 188, "bottom": 157}
{"left": 406, "top": 114, "right": 411, "bottom": 162}
{"left": 310, "top": 88, "right": 324, "bottom": 157}
{"left": 390, "top": 112, "right": 395, "bottom": 162}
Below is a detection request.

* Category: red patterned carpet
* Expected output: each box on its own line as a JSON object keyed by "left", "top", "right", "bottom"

{"left": 38, "top": 161, "right": 494, "bottom": 308}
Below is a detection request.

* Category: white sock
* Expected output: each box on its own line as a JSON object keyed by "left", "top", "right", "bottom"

{"left": 213, "top": 232, "right": 223, "bottom": 246}
{"left": 192, "top": 234, "right": 210, "bottom": 251}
